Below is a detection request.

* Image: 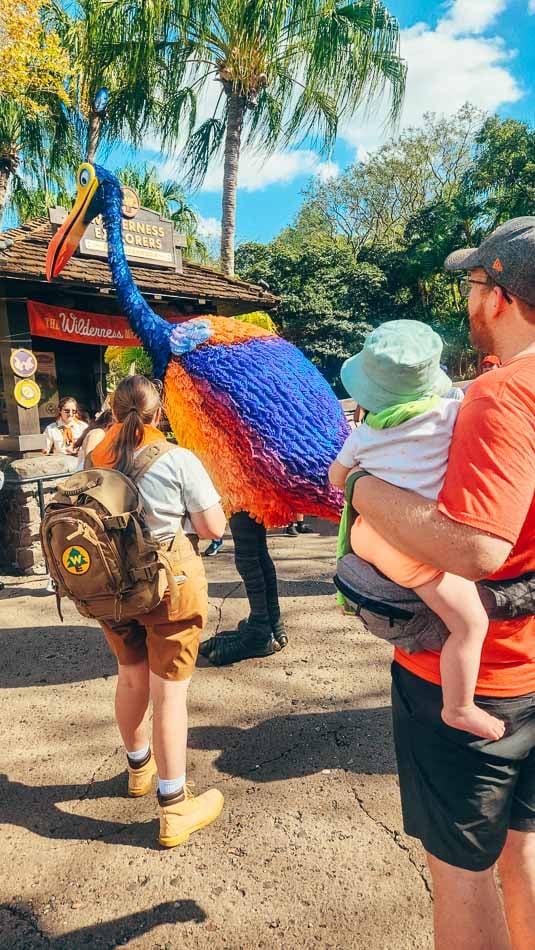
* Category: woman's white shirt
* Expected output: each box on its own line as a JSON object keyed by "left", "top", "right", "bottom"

{"left": 134, "top": 446, "right": 220, "bottom": 540}
{"left": 43, "top": 419, "right": 88, "bottom": 455}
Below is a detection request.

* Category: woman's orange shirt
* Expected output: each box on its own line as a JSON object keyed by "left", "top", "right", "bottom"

{"left": 395, "top": 354, "right": 535, "bottom": 697}
{"left": 90, "top": 422, "right": 165, "bottom": 469}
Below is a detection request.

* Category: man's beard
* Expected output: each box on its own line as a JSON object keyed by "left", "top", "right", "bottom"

{"left": 469, "top": 303, "right": 495, "bottom": 354}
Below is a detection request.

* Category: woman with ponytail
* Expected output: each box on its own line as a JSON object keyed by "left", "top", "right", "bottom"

{"left": 90, "top": 376, "right": 226, "bottom": 847}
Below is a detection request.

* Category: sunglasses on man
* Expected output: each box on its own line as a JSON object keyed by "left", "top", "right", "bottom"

{"left": 458, "top": 276, "right": 513, "bottom": 304}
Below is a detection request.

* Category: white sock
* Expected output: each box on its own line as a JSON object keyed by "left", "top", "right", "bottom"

{"left": 127, "top": 743, "right": 150, "bottom": 763}
{"left": 158, "top": 774, "right": 186, "bottom": 796}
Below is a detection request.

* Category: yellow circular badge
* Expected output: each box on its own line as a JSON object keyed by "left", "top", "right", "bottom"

{"left": 13, "top": 379, "right": 41, "bottom": 409}
{"left": 62, "top": 545, "right": 91, "bottom": 575}
{"left": 121, "top": 185, "right": 140, "bottom": 218}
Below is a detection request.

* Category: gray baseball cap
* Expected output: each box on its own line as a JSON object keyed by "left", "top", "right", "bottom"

{"left": 444, "top": 216, "right": 535, "bottom": 306}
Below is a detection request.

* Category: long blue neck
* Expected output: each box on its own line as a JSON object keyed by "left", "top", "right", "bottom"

{"left": 102, "top": 184, "right": 171, "bottom": 379}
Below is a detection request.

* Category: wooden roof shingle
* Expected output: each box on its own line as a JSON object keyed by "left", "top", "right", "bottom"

{"left": 0, "top": 218, "right": 278, "bottom": 310}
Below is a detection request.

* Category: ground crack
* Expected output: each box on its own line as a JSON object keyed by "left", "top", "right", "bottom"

{"left": 208, "top": 581, "right": 243, "bottom": 635}
{"left": 75, "top": 744, "right": 123, "bottom": 804}
{"left": 208, "top": 599, "right": 223, "bottom": 634}
{"left": 349, "top": 784, "right": 433, "bottom": 899}
{"left": 213, "top": 727, "right": 343, "bottom": 785}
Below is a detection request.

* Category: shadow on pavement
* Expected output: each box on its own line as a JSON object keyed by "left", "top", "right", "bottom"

{"left": 208, "top": 578, "right": 337, "bottom": 600}
{"left": 1, "top": 708, "right": 394, "bottom": 848}
{"left": 0, "top": 587, "right": 55, "bottom": 600}
{"left": 0, "top": 771, "right": 158, "bottom": 850}
{"left": 189, "top": 706, "right": 396, "bottom": 778}
{"left": 0, "top": 625, "right": 116, "bottom": 688}
{"left": 0, "top": 900, "right": 206, "bottom": 948}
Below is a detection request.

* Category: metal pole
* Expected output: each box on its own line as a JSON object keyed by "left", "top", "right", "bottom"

{"left": 37, "top": 479, "right": 46, "bottom": 519}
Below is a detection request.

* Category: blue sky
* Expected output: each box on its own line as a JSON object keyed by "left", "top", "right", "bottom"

{"left": 6, "top": 1, "right": 535, "bottom": 245}
{"left": 174, "top": 0, "right": 535, "bottom": 246}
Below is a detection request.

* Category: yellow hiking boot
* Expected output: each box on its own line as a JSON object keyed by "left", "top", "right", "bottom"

{"left": 158, "top": 786, "right": 224, "bottom": 848}
{"left": 127, "top": 750, "right": 157, "bottom": 798}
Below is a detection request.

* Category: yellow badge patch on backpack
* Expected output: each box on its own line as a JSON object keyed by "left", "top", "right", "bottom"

{"left": 62, "top": 545, "right": 91, "bottom": 575}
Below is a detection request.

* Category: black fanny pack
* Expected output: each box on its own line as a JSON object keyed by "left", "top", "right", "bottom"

{"left": 335, "top": 553, "right": 535, "bottom": 654}
{"left": 477, "top": 572, "right": 535, "bottom": 619}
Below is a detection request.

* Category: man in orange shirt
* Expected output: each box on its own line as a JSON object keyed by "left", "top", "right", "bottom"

{"left": 353, "top": 217, "right": 535, "bottom": 950}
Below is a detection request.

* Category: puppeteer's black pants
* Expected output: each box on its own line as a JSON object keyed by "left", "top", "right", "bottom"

{"left": 229, "top": 511, "right": 280, "bottom": 630}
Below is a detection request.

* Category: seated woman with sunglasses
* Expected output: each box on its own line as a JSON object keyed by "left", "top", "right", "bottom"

{"left": 42, "top": 397, "right": 88, "bottom": 469}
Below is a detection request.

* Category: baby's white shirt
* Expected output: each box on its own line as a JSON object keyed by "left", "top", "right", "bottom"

{"left": 336, "top": 398, "right": 462, "bottom": 501}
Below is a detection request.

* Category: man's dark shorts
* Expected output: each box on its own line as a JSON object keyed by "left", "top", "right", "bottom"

{"left": 391, "top": 661, "right": 535, "bottom": 871}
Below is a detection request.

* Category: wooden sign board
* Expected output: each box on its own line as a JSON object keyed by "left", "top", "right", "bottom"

{"left": 50, "top": 193, "right": 187, "bottom": 272}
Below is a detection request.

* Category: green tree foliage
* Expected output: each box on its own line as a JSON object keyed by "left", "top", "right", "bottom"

{"left": 104, "top": 346, "right": 154, "bottom": 392}
{"left": 111, "top": 0, "right": 406, "bottom": 275}
{"left": 238, "top": 106, "right": 535, "bottom": 387}
{"left": 0, "top": 95, "right": 77, "bottom": 227}
{"left": 465, "top": 116, "right": 535, "bottom": 229}
{"left": 304, "top": 105, "right": 483, "bottom": 256}
{"left": 114, "top": 163, "right": 208, "bottom": 261}
{"left": 43, "top": 0, "right": 150, "bottom": 162}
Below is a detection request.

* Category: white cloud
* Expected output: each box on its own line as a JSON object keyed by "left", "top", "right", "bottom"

{"left": 148, "top": 124, "right": 339, "bottom": 192}
{"left": 529, "top": 0, "right": 535, "bottom": 12}
{"left": 316, "top": 160, "right": 340, "bottom": 182}
{"left": 340, "top": 2, "right": 522, "bottom": 157}
{"left": 438, "top": 0, "right": 508, "bottom": 36}
{"left": 163, "top": 148, "right": 338, "bottom": 193}
{"left": 196, "top": 214, "right": 221, "bottom": 239}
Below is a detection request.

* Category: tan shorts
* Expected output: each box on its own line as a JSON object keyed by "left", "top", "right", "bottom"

{"left": 100, "top": 534, "right": 208, "bottom": 681}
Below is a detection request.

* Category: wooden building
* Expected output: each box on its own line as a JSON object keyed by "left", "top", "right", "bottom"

{"left": 0, "top": 205, "right": 277, "bottom": 573}
{"left": 0, "top": 212, "right": 277, "bottom": 454}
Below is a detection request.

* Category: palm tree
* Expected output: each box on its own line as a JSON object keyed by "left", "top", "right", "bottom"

{"left": 114, "top": 0, "right": 406, "bottom": 275}
{"left": 43, "top": 0, "right": 154, "bottom": 162}
{"left": 115, "top": 163, "right": 208, "bottom": 260}
{"left": 0, "top": 95, "right": 76, "bottom": 228}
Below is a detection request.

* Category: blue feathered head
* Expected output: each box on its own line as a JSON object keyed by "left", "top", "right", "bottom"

{"left": 46, "top": 163, "right": 122, "bottom": 279}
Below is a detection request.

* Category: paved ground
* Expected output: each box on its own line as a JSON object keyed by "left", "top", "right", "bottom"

{"left": 0, "top": 519, "right": 433, "bottom": 949}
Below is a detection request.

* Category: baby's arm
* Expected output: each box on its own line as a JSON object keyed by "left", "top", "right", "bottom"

{"left": 329, "top": 429, "right": 362, "bottom": 489}
{"left": 329, "top": 459, "right": 352, "bottom": 489}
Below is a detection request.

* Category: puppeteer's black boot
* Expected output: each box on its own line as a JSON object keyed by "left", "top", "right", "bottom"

{"left": 199, "top": 511, "right": 285, "bottom": 666}
{"left": 199, "top": 618, "right": 275, "bottom": 665}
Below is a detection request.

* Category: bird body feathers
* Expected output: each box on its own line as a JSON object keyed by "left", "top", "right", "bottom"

{"left": 163, "top": 316, "right": 348, "bottom": 527}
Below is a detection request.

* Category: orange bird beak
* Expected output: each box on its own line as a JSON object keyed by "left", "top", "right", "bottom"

{"left": 46, "top": 163, "right": 99, "bottom": 280}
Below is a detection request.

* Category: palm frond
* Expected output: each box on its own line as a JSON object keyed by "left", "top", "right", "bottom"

{"left": 159, "top": 86, "right": 199, "bottom": 149}
{"left": 284, "top": 88, "right": 338, "bottom": 152}
{"left": 183, "top": 116, "right": 227, "bottom": 188}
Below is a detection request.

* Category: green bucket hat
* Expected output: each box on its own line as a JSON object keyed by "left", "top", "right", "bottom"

{"left": 340, "top": 320, "right": 451, "bottom": 414}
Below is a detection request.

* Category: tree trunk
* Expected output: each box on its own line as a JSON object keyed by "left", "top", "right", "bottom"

{"left": 0, "top": 166, "right": 11, "bottom": 229}
{"left": 86, "top": 110, "right": 101, "bottom": 164}
{"left": 221, "top": 91, "right": 245, "bottom": 276}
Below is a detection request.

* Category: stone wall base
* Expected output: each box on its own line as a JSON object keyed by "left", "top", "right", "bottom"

{"left": 0, "top": 455, "right": 75, "bottom": 575}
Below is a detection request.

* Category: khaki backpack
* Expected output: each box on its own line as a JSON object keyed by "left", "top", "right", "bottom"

{"left": 41, "top": 442, "right": 184, "bottom": 624}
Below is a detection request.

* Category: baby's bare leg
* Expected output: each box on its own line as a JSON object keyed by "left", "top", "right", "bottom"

{"left": 416, "top": 573, "right": 505, "bottom": 740}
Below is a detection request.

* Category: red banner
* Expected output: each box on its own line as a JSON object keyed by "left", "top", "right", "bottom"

{"left": 28, "top": 300, "right": 151, "bottom": 347}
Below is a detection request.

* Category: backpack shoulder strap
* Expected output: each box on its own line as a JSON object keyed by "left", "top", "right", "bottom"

{"left": 130, "top": 440, "right": 176, "bottom": 483}
{"left": 130, "top": 441, "right": 187, "bottom": 551}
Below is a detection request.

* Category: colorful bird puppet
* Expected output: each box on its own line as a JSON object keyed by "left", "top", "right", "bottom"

{"left": 46, "top": 163, "right": 349, "bottom": 664}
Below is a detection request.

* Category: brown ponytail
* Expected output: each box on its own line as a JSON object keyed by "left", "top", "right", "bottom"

{"left": 110, "top": 376, "right": 161, "bottom": 474}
